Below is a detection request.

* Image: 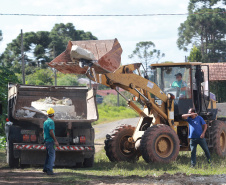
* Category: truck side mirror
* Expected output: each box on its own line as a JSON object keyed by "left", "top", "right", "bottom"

{"left": 0, "top": 102, "right": 2, "bottom": 115}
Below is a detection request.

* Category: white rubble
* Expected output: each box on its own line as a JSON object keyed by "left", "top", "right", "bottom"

{"left": 70, "top": 45, "right": 96, "bottom": 62}
{"left": 15, "top": 97, "right": 83, "bottom": 120}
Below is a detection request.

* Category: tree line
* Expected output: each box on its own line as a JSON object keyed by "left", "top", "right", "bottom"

{"left": 0, "top": 0, "right": 225, "bottom": 113}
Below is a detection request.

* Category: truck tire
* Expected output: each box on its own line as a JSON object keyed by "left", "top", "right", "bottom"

{"left": 7, "top": 139, "right": 19, "bottom": 168}
{"left": 140, "top": 124, "right": 180, "bottom": 163}
{"left": 76, "top": 162, "right": 83, "bottom": 168}
{"left": 104, "top": 125, "right": 139, "bottom": 162}
{"left": 211, "top": 120, "right": 226, "bottom": 157}
{"left": 83, "top": 155, "right": 94, "bottom": 168}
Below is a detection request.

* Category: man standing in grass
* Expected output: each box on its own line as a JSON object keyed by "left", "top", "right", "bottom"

{"left": 43, "top": 108, "right": 59, "bottom": 175}
{"left": 182, "top": 108, "right": 211, "bottom": 167}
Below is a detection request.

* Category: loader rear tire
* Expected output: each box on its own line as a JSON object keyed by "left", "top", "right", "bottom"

{"left": 104, "top": 125, "right": 139, "bottom": 162}
{"left": 140, "top": 124, "right": 180, "bottom": 163}
{"left": 211, "top": 120, "right": 226, "bottom": 157}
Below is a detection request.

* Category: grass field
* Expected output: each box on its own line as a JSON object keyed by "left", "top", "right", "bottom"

{"left": 1, "top": 146, "right": 226, "bottom": 184}
{"left": 93, "top": 105, "right": 138, "bottom": 125}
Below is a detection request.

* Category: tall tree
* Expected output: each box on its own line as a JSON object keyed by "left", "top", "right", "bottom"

{"left": 0, "top": 23, "right": 98, "bottom": 77}
{"left": 49, "top": 23, "right": 97, "bottom": 56}
{"left": 188, "top": 45, "right": 202, "bottom": 62}
{"left": 128, "top": 41, "right": 165, "bottom": 72}
{"left": 177, "top": 0, "right": 226, "bottom": 62}
{"left": 0, "top": 30, "right": 2, "bottom": 42}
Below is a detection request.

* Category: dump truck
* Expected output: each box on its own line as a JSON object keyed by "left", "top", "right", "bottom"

{"left": 6, "top": 84, "right": 98, "bottom": 167}
{"left": 49, "top": 38, "right": 226, "bottom": 163}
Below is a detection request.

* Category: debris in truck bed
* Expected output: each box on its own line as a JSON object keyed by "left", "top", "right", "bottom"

{"left": 15, "top": 97, "right": 84, "bottom": 120}
{"left": 16, "top": 109, "right": 36, "bottom": 118}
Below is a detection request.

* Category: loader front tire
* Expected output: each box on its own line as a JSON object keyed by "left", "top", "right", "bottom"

{"left": 211, "top": 120, "right": 226, "bottom": 157}
{"left": 140, "top": 124, "right": 180, "bottom": 163}
{"left": 104, "top": 125, "right": 139, "bottom": 162}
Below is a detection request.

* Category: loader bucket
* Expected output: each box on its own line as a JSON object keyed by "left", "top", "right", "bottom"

{"left": 48, "top": 38, "right": 122, "bottom": 74}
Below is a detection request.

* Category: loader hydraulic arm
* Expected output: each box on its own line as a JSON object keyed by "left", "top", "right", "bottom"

{"left": 86, "top": 63, "right": 168, "bottom": 121}
{"left": 48, "top": 39, "right": 174, "bottom": 126}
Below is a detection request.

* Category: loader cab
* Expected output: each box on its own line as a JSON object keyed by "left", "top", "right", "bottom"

{"left": 151, "top": 62, "right": 211, "bottom": 120}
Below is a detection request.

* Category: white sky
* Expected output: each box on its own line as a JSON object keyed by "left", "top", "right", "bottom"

{"left": 0, "top": 0, "right": 192, "bottom": 65}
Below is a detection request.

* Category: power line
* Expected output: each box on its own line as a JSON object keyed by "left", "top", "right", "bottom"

{"left": 0, "top": 12, "right": 225, "bottom": 17}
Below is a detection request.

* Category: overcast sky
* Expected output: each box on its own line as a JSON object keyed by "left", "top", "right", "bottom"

{"left": 0, "top": 0, "right": 192, "bottom": 65}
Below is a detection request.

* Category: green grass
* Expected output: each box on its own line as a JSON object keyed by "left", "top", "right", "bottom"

{"left": 1, "top": 146, "right": 226, "bottom": 184}
{"left": 93, "top": 105, "right": 138, "bottom": 125}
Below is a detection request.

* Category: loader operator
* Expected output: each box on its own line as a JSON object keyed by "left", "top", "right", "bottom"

{"left": 43, "top": 108, "right": 59, "bottom": 175}
{"left": 182, "top": 108, "right": 211, "bottom": 168}
{"left": 171, "top": 73, "right": 187, "bottom": 98}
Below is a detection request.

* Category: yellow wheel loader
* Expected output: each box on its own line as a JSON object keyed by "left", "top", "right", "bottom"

{"left": 49, "top": 38, "right": 226, "bottom": 163}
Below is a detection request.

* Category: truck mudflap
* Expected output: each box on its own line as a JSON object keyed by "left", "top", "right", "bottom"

{"left": 14, "top": 144, "right": 94, "bottom": 151}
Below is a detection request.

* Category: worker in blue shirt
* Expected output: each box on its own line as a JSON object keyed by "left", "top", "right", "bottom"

{"left": 43, "top": 108, "right": 59, "bottom": 175}
{"left": 182, "top": 108, "right": 211, "bottom": 167}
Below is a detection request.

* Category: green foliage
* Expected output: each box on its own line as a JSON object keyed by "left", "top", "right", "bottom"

{"left": 0, "top": 23, "right": 97, "bottom": 87}
{"left": 177, "top": 0, "right": 226, "bottom": 62}
{"left": 25, "top": 68, "right": 53, "bottom": 85}
{"left": 0, "top": 22, "right": 98, "bottom": 71}
{"left": 0, "top": 30, "right": 2, "bottom": 42}
{"left": 129, "top": 41, "right": 165, "bottom": 71}
{"left": 0, "top": 66, "right": 18, "bottom": 135}
{"left": 0, "top": 137, "right": 6, "bottom": 149}
{"left": 210, "top": 81, "right": 226, "bottom": 102}
{"left": 93, "top": 105, "right": 138, "bottom": 125}
{"left": 102, "top": 94, "right": 127, "bottom": 107}
{"left": 188, "top": 45, "right": 202, "bottom": 62}
{"left": 57, "top": 73, "right": 79, "bottom": 86}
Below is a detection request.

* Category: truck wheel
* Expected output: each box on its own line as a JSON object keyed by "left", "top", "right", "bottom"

{"left": 140, "top": 124, "right": 180, "bottom": 163}
{"left": 76, "top": 162, "right": 83, "bottom": 168}
{"left": 211, "top": 120, "right": 226, "bottom": 157}
{"left": 83, "top": 155, "right": 94, "bottom": 168}
{"left": 104, "top": 125, "right": 139, "bottom": 162}
{"left": 7, "top": 139, "right": 19, "bottom": 168}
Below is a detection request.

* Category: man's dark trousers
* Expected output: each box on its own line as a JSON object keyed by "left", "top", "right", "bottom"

{"left": 43, "top": 141, "right": 55, "bottom": 172}
{"left": 190, "top": 138, "right": 211, "bottom": 166}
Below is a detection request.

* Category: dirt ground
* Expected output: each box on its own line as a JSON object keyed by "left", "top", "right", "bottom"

{"left": 1, "top": 118, "right": 226, "bottom": 185}
{"left": 1, "top": 169, "right": 226, "bottom": 185}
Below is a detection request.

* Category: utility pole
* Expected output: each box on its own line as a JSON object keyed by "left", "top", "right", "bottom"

{"left": 53, "top": 45, "right": 57, "bottom": 86}
{"left": 21, "top": 29, "right": 25, "bottom": 84}
{"left": 117, "top": 86, "right": 119, "bottom": 106}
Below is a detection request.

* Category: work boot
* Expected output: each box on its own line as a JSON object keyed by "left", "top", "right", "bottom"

{"left": 47, "top": 171, "right": 54, "bottom": 175}
{"left": 43, "top": 169, "right": 47, "bottom": 173}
